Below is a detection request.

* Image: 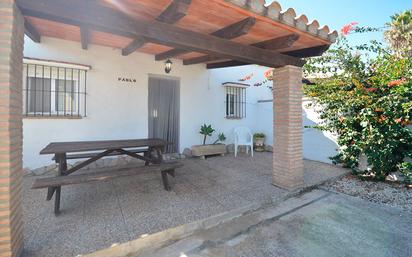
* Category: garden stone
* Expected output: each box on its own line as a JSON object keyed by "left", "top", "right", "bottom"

{"left": 264, "top": 145, "right": 273, "bottom": 152}
{"left": 226, "top": 144, "right": 235, "bottom": 153}
{"left": 386, "top": 172, "right": 405, "bottom": 182}
{"left": 183, "top": 148, "right": 192, "bottom": 158}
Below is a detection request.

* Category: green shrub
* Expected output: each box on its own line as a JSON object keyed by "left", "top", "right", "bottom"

{"left": 253, "top": 133, "right": 265, "bottom": 138}
{"left": 304, "top": 36, "right": 412, "bottom": 181}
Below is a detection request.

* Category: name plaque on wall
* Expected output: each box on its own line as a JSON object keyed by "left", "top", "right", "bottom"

{"left": 118, "top": 77, "right": 137, "bottom": 83}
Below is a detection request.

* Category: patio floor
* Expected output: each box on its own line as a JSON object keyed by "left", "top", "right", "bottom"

{"left": 22, "top": 152, "right": 348, "bottom": 257}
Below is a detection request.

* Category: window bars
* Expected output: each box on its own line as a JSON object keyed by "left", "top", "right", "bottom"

{"left": 225, "top": 86, "right": 246, "bottom": 119}
{"left": 23, "top": 62, "right": 87, "bottom": 117}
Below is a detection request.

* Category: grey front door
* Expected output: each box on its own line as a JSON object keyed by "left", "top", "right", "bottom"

{"left": 148, "top": 75, "right": 180, "bottom": 153}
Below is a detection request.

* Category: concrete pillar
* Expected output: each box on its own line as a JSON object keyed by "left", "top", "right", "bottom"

{"left": 0, "top": 1, "right": 25, "bottom": 256}
{"left": 272, "top": 65, "right": 304, "bottom": 189}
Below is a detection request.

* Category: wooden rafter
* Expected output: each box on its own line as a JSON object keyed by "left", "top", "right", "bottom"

{"left": 184, "top": 33, "right": 300, "bottom": 65}
{"left": 122, "top": 38, "right": 147, "bottom": 56}
{"left": 204, "top": 44, "right": 329, "bottom": 69}
{"left": 156, "top": 0, "right": 191, "bottom": 23}
{"left": 24, "top": 18, "right": 41, "bottom": 43}
{"left": 17, "top": 0, "right": 305, "bottom": 68}
{"left": 211, "top": 17, "right": 256, "bottom": 39}
{"left": 155, "top": 17, "right": 256, "bottom": 61}
{"left": 80, "top": 26, "right": 89, "bottom": 50}
{"left": 253, "top": 33, "right": 300, "bottom": 50}
{"left": 121, "top": 0, "right": 191, "bottom": 56}
{"left": 206, "top": 60, "right": 249, "bottom": 69}
{"left": 285, "top": 44, "right": 330, "bottom": 58}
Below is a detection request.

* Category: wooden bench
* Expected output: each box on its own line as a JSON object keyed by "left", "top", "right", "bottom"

{"left": 51, "top": 148, "right": 149, "bottom": 160}
{"left": 32, "top": 162, "right": 183, "bottom": 214}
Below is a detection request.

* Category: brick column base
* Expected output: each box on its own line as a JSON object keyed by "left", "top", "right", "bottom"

{"left": 0, "top": 1, "right": 25, "bottom": 256}
{"left": 272, "top": 65, "right": 304, "bottom": 190}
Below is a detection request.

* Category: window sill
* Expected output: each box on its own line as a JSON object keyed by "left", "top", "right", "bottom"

{"left": 225, "top": 116, "right": 243, "bottom": 120}
{"left": 23, "top": 115, "right": 83, "bottom": 120}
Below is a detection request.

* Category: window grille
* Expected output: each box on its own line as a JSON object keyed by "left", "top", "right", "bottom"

{"left": 23, "top": 60, "right": 88, "bottom": 117}
{"left": 223, "top": 82, "right": 247, "bottom": 119}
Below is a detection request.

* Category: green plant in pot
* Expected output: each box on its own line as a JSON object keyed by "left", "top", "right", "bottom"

{"left": 192, "top": 124, "right": 227, "bottom": 158}
{"left": 253, "top": 133, "right": 266, "bottom": 152}
{"left": 213, "top": 133, "right": 226, "bottom": 144}
{"left": 199, "top": 124, "right": 215, "bottom": 145}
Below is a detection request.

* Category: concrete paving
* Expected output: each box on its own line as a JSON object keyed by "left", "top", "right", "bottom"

{"left": 114, "top": 190, "right": 412, "bottom": 257}
{"left": 22, "top": 152, "right": 348, "bottom": 257}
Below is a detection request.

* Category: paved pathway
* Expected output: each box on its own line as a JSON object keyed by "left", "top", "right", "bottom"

{"left": 120, "top": 190, "right": 412, "bottom": 257}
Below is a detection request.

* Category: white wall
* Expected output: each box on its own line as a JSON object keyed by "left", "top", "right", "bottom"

{"left": 23, "top": 37, "right": 337, "bottom": 168}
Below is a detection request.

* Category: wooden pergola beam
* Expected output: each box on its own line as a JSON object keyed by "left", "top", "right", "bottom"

{"left": 205, "top": 45, "right": 329, "bottom": 70}
{"left": 156, "top": 0, "right": 191, "bottom": 23}
{"left": 17, "top": 0, "right": 305, "bottom": 68}
{"left": 285, "top": 44, "right": 330, "bottom": 58}
{"left": 211, "top": 17, "right": 256, "bottom": 39}
{"left": 253, "top": 33, "right": 300, "bottom": 50}
{"left": 184, "top": 33, "right": 300, "bottom": 65}
{"left": 122, "top": 38, "right": 147, "bottom": 56}
{"left": 24, "top": 18, "right": 41, "bottom": 43}
{"left": 121, "top": 0, "right": 191, "bottom": 56}
{"left": 80, "top": 26, "right": 89, "bottom": 50}
{"left": 204, "top": 44, "right": 330, "bottom": 69}
{"left": 155, "top": 17, "right": 256, "bottom": 61}
{"left": 206, "top": 60, "right": 249, "bottom": 69}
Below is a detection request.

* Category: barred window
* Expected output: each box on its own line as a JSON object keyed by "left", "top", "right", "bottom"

{"left": 23, "top": 58, "right": 89, "bottom": 117}
{"left": 223, "top": 82, "right": 248, "bottom": 119}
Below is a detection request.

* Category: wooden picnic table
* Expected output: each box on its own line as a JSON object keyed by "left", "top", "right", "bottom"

{"left": 38, "top": 138, "right": 175, "bottom": 215}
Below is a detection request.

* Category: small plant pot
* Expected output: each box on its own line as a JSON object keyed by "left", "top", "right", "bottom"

{"left": 191, "top": 144, "right": 226, "bottom": 159}
{"left": 253, "top": 137, "right": 265, "bottom": 152}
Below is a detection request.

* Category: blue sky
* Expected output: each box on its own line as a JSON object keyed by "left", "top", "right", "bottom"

{"left": 268, "top": 0, "right": 411, "bottom": 46}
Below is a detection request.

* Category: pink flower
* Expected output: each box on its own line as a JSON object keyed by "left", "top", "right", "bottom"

{"left": 388, "top": 78, "right": 406, "bottom": 87}
{"left": 395, "top": 118, "right": 402, "bottom": 124}
{"left": 264, "top": 68, "right": 274, "bottom": 79}
{"left": 365, "top": 87, "right": 377, "bottom": 92}
{"left": 341, "top": 22, "right": 358, "bottom": 36}
{"left": 238, "top": 73, "right": 253, "bottom": 82}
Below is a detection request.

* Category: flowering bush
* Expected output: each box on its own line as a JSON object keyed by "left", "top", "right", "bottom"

{"left": 304, "top": 28, "right": 412, "bottom": 181}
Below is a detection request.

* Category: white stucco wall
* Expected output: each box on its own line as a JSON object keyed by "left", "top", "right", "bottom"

{"left": 23, "top": 37, "right": 337, "bottom": 169}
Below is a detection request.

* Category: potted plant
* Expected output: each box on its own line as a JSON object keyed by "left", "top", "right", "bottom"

{"left": 253, "top": 133, "right": 265, "bottom": 152}
{"left": 191, "top": 124, "right": 227, "bottom": 159}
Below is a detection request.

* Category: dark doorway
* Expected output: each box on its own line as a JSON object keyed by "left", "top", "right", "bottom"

{"left": 148, "top": 75, "right": 180, "bottom": 153}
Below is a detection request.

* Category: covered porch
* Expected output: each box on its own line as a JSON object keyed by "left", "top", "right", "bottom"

{"left": 23, "top": 153, "right": 347, "bottom": 257}
{"left": 0, "top": 0, "right": 337, "bottom": 256}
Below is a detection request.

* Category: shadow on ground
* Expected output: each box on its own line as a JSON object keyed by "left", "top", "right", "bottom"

{"left": 23, "top": 152, "right": 347, "bottom": 257}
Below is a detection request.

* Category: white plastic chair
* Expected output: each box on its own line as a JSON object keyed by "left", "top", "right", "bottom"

{"left": 234, "top": 127, "right": 253, "bottom": 157}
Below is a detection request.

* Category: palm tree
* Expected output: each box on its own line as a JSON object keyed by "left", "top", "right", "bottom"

{"left": 384, "top": 10, "right": 412, "bottom": 57}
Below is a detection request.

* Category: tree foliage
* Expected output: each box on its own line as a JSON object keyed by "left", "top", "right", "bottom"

{"left": 384, "top": 9, "right": 412, "bottom": 58}
{"left": 304, "top": 34, "right": 412, "bottom": 181}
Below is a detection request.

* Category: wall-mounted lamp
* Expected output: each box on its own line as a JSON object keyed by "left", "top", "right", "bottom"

{"left": 165, "top": 59, "right": 172, "bottom": 74}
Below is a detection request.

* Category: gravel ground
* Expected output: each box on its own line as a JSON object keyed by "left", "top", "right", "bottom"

{"left": 325, "top": 175, "right": 412, "bottom": 212}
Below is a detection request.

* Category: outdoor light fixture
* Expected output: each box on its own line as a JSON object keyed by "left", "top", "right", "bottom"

{"left": 165, "top": 59, "right": 172, "bottom": 73}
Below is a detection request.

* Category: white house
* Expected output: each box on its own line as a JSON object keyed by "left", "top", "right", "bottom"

{"left": 22, "top": 37, "right": 338, "bottom": 169}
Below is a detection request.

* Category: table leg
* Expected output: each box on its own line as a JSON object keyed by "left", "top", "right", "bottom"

{"left": 54, "top": 153, "right": 67, "bottom": 215}
{"left": 161, "top": 170, "right": 171, "bottom": 191}
{"left": 144, "top": 147, "right": 152, "bottom": 166}
{"left": 154, "top": 147, "right": 163, "bottom": 164}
